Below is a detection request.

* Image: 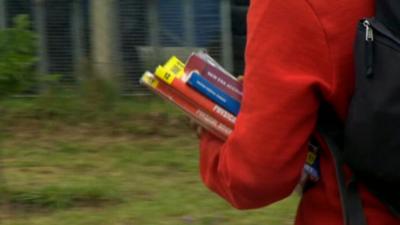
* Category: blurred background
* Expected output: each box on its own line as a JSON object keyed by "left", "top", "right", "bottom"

{"left": 0, "top": 0, "right": 298, "bottom": 224}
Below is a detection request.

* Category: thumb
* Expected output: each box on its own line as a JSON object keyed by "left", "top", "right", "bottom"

{"left": 196, "top": 126, "right": 203, "bottom": 138}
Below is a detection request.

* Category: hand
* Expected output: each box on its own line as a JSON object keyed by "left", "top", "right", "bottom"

{"left": 189, "top": 119, "right": 203, "bottom": 138}
{"left": 189, "top": 75, "right": 244, "bottom": 138}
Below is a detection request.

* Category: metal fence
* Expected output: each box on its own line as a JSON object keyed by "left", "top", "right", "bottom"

{"left": 0, "top": 0, "right": 234, "bottom": 95}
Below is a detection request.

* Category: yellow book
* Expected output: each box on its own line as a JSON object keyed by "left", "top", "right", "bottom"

{"left": 140, "top": 71, "right": 159, "bottom": 88}
{"left": 163, "top": 56, "right": 185, "bottom": 78}
{"left": 154, "top": 56, "right": 186, "bottom": 84}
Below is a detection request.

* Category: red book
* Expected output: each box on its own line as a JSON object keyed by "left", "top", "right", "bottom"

{"left": 155, "top": 66, "right": 236, "bottom": 129}
{"left": 141, "top": 71, "right": 232, "bottom": 140}
{"left": 184, "top": 52, "right": 243, "bottom": 101}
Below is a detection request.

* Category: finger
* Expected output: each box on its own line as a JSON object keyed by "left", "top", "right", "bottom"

{"left": 189, "top": 119, "right": 198, "bottom": 129}
{"left": 196, "top": 126, "right": 203, "bottom": 138}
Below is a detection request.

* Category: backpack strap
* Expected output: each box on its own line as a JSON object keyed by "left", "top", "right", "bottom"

{"left": 317, "top": 104, "right": 367, "bottom": 225}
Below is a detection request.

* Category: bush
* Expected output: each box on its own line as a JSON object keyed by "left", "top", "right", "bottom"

{"left": 0, "top": 15, "right": 37, "bottom": 98}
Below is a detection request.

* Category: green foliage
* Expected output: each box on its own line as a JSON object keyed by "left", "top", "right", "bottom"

{"left": 28, "top": 59, "right": 123, "bottom": 123}
{"left": 0, "top": 15, "right": 37, "bottom": 98}
{"left": 77, "top": 59, "right": 120, "bottom": 112}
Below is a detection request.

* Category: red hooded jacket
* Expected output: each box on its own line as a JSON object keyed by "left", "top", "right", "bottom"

{"left": 199, "top": 0, "right": 400, "bottom": 224}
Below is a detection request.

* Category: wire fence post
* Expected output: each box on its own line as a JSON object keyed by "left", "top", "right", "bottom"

{"left": 147, "top": 0, "right": 160, "bottom": 59}
{"left": 72, "top": 0, "right": 84, "bottom": 74}
{"left": 220, "top": 0, "right": 234, "bottom": 73}
{"left": 0, "top": 0, "right": 7, "bottom": 29}
{"left": 33, "top": 0, "right": 49, "bottom": 78}
{"left": 183, "top": 0, "right": 194, "bottom": 47}
{"left": 90, "top": 0, "right": 122, "bottom": 81}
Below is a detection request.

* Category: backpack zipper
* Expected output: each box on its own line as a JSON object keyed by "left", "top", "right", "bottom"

{"left": 363, "top": 19, "right": 374, "bottom": 78}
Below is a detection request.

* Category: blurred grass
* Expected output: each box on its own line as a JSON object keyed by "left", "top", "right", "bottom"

{"left": 0, "top": 96, "right": 299, "bottom": 225}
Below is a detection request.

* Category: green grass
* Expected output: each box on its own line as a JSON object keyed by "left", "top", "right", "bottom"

{"left": 0, "top": 97, "right": 299, "bottom": 225}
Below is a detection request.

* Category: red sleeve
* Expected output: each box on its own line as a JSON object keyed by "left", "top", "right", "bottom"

{"left": 199, "top": 0, "right": 334, "bottom": 209}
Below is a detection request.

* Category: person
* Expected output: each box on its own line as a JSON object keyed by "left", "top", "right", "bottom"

{"left": 196, "top": 0, "right": 400, "bottom": 224}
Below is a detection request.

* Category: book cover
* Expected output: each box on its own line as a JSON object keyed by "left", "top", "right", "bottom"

{"left": 186, "top": 72, "right": 241, "bottom": 116}
{"left": 155, "top": 65, "right": 236, "bottom": 128}
{"left": 185, "top": 52, "right": 243, "bottom": 101}
{"left": 140, "top": 71, "right": 232, "bottom": 140}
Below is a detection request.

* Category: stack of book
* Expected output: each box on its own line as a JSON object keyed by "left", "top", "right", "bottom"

{"left": 140, "top": 51, "right": 320, "bottom": 183}
{"left": 140, "top": 51, "right": 242, "bottom": 140}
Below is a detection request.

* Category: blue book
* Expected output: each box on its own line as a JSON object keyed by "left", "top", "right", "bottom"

{"left": 186, "top": 72, "right": 241, "bottom": 116}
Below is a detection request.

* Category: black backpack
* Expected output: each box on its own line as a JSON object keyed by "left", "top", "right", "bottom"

{"left": 318, "top": 0, "right": 400, "bottom": 224}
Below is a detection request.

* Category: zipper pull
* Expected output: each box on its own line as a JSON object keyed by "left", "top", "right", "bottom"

{"left": 363, "top": 20, "right": 374, "bottom": 78}
{"left": 364, "top": 20, "right": 374, "bottom": 42}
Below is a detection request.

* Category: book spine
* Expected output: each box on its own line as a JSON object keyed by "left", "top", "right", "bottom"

{"left": 186, "top": 72, "right": 241, "bottom": 116}
{"left": 185, "top": 53, "right": 243, "bottom": 101}
{"left": 140, "top": 72, "right": 232, "bottom": 140}
{"left": 155, "top": 67, "right": 237, "bottom": 128}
